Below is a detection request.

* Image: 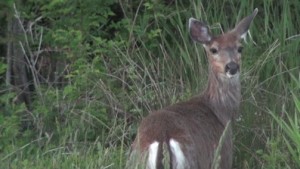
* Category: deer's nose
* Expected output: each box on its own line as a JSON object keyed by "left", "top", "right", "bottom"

{"left": 225, "top": 62, "right": 239, "bottom": 75}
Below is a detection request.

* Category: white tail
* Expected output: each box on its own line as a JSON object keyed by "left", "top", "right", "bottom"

{"left": 127, "top": 9, "right": 258, "bottom": 169}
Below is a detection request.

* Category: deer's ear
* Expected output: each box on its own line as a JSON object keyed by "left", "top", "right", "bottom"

{"left": 189, "top": 18, "right": 211, "bottom": 44}
{"left": 232, "top": 8, "right": 258, "bottom": 39}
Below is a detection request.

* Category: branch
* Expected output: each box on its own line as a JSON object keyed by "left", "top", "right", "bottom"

{"left": 13, "top": 3, "right": 44, "bottom": 103}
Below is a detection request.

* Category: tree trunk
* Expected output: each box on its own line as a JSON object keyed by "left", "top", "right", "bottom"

{"left": 7, "top": 14, "right": 32, "bottom": 107}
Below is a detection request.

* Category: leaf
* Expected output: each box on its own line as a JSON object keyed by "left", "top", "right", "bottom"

{"left": 63, "top": 85, "right": 75, "bottom": 97}
{"left": 0, "top": 62, "right": 7, "bottom": 74}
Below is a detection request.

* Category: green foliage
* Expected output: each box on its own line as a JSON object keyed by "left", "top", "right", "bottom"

{"left": 244, "top": 69, "right": 298, "bottom": 169}
{"left": 0, "top": 92, "right": 28, "bottom": 154}
{"left": 0, "top": 61, "right": 7, "bottom": 74}
{"left": 263, "top": 75, "right": 300, "bottom": 168}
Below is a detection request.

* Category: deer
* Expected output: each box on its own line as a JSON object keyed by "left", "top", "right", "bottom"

{"left": 127, "top": 8, "right": 258, "bottom": 169}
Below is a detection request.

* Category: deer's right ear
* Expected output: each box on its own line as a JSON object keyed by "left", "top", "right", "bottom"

{"left": 189, "top": 18, "right": 211, "bottom": 44}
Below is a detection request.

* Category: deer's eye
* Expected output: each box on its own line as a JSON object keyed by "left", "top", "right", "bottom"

{"left": 210, "top": 48, "right": 218, "bottom": 54}
{"left": 237, "top": 46, "right": 243, "bottom": 53}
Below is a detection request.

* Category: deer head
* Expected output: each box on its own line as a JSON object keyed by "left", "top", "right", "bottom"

{"left": 189, "top": 9, "right": 258, "bottom": 81}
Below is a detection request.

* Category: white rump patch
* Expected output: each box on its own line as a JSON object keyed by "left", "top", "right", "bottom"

{"left": 147, "top": 141, "right": 159, "bottom": 169}
{"left": 169, "top": 139, "right": 186, "bottom": 169}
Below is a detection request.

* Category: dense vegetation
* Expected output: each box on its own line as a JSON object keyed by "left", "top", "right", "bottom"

{"left": 0, "top": 0, "right": 299, "bottom": 168}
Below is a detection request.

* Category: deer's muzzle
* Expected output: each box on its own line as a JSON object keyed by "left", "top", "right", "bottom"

{"left": 225, "top": 62, "right": 240, "bottom": 76}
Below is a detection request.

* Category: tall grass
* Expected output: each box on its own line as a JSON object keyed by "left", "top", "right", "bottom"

{"left": 264, "top": 73, "right": 300, "bottom": 169}
{"left": 1, "top": 0, "right": 300, "bottom": 168}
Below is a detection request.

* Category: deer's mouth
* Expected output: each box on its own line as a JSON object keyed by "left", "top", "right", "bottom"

{"left": 225, "top": 71, "right": 240, "bottom": 78}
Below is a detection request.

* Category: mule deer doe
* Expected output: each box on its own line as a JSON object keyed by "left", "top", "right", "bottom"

{"left": 127, "top": 9, "right": 258, "bottom": 169}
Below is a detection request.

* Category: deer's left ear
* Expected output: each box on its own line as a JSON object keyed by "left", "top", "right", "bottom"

{"left": 232, "top": 8, "right": 258, "bottom": 39}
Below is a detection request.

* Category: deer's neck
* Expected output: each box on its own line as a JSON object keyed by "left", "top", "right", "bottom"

{"left": 203, "top": 70, "right": 241, "bottom": 126}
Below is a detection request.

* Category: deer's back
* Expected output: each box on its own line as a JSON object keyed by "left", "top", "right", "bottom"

{"left": 134, "top": 97, "right": 233, "bottom": 169}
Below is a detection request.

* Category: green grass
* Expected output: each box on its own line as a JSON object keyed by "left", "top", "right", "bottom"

{"left": 1, "top": 141, "right": 122, "bottom": 168}
{"left": 1, "top": 0, "right": 300, "bottom": 168}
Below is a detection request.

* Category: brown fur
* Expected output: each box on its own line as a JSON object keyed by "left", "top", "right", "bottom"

{"left": 128, "top": 9, "right": 258, "bottom": 169}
